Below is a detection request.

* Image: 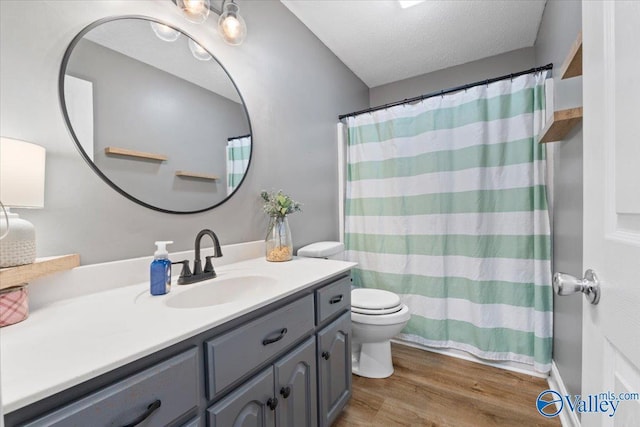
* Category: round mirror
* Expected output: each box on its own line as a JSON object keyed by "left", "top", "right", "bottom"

{"left": 59, "top": 16, "right": 252, "bottom": 214}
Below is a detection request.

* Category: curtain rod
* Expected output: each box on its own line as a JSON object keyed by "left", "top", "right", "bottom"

{"left": 227, "top": 134, "right": 251, "bottom": 141}
{"left": 338, "top": 63, "right": 553, "bottom": 120}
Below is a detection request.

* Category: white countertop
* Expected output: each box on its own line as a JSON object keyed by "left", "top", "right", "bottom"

{"left": 0, "top": 255, "right": 355, "bottom": 414}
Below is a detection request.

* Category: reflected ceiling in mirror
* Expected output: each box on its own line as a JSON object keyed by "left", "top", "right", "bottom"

{"left": 60, "top": 16, "right": 252, "bottom": 214}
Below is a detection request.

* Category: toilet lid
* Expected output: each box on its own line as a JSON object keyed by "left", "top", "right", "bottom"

{"left": 351, "top": 288, "right": 402, "bottom": 312}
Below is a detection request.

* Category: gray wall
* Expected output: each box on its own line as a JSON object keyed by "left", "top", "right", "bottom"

{"left": 0, "top": 0, "right": 369, "bottom": 264}
{"left": 68, "top": 38, "right": 249, "bottom": 212}
{"left": 369, "top": 47, "right": 535, "bottom": 106}
{"left": 535, "top": 0, "right": 583, "bottom": 399}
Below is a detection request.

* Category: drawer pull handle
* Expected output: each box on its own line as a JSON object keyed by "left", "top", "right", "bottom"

{"left": 122, "top": 399, "right": 161, "bottom": 427}
{"left": 267, "top": 397, "right": 279, "bottom": 410}
{"left": 322, "top": 351, "right": 331, "bottom": 360}
{"left": 262, "top": 328, "right": 288, "bottom": 346}
{"left": 329, "top": 295, "right": 343, "bottom": 304}
{"left": 280, "top": 386, "right": 291, "bottom": 398}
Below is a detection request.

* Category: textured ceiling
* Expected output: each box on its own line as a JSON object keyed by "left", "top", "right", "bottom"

{"left": 281, "top": 0, "right": 547, "bottom": 88}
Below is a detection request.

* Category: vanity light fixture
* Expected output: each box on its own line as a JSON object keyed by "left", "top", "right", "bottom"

{"left": 0, "top": 137, "right": 46, "bottom": 268}
{"left": 173, "top": 0, "right": 247, "bottom": 46}
{"left": 150, "top": 22, "right": 181, "bottom": 42}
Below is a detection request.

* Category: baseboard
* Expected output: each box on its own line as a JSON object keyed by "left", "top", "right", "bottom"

{"left": 547, "top": 360, "right": 581, "bottom": 427}
{"left": 391, "top": 339, "right": 548, "bottom": 378}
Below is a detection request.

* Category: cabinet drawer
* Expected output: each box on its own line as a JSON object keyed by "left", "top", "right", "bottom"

{"left": 315, "top": 275, "right": 351, "bottom": 325}
{"left": 24, "top": 348, "right": 199, "bottom": 427}
{"left": 205, "top": 295, "right": 315, "bottom": 399}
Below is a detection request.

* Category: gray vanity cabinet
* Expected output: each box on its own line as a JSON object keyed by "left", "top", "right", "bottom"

{"left": 317, "top": 311, "right": 352, "bottom": 427}
{"left": 6, "top": 272, "right": 352, "bottom": 427}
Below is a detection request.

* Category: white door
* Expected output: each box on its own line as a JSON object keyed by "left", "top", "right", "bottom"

{"left": 582, "top": 1, "right": 640, "bottom": 426}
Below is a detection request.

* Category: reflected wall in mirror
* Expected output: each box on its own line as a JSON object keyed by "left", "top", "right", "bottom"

{"left": 60, "top": 16, "right": 252, "bottom": 214}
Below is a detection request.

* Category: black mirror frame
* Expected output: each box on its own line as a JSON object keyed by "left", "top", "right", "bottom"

{"left": 59, "top": 15, "right": 253, "bottom": 214}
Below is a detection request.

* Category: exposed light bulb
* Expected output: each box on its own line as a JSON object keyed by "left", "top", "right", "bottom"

{"left": 150, "top": 22, "right": 180, "bottom": 42}
{"left": 177, "top": 0, "right": 210, "bottom": 24}
{"left": 221, "top": 16, "right": 241, "bottom": 39}
{"left": 184, "top": 0, "right": 207, "bottom": 14}
{"left": 188, "top": 39, "right": 211, "bottom": 61}
{"left": 217, "top": 1, "right": 246, "bottom": 46}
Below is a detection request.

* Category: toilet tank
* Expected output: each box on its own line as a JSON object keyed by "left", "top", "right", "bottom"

{"left": 297, "top": 241, "right": 344, "bottom": 260}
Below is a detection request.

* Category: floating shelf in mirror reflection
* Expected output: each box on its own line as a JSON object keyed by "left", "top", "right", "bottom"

{"left": 175, "top": 171, "right": 219, "bottom": 181}
{"left": 59, "top": 15, "right": 252, "bottom": 214}
{"left": 104, "top": 147, "right": 168, "bottom": 161}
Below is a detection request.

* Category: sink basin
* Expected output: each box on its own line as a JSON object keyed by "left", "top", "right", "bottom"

{"left": 165, "top": 275, "right": 277, "bottom": 309}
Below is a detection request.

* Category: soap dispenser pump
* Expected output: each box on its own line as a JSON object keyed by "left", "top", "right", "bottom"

{"left": 150, "top": 241, "right": 173, "bottom": 296}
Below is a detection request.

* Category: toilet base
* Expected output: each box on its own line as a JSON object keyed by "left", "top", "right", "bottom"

{"left": 352, "top": 341, "right": 394, "bottom": 378}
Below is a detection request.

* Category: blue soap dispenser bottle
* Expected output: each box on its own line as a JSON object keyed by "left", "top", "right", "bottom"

{"left": 150, "top": 240, "right": 173, "bottom": 296}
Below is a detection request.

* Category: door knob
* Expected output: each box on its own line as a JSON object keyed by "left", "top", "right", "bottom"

{"left": 553, "top": 269, "right": 600, "bottom": 304}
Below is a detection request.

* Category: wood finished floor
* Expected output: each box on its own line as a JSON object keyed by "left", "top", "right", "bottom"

{"left": 334, "top": 343, "right": 561, "bottom": 427}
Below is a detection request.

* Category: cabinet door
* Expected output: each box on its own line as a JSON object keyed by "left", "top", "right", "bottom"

{"left": 274, "top": 337, "right": 317, "bottom": 427}
{"left": 316, "top": 311, "right": 352, "bottom": 427}
{"left": 207, "top": 367, "right": 276, "bottom": 427}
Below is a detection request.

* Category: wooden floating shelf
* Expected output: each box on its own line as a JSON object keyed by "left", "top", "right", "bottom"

{"left": 175, "top": 171, "right": 219, "bottom": 181}
{"left": 0, "top": 254, "right": 80, "bottom": 290}
{"left": 538, "top": 107, "right": 583, "bottom": 144}
{"left": 560, "top": 32, "right": 582, "bottom": 79}
{"left": 105, "top": 147, "right": 168, "bottom": 161}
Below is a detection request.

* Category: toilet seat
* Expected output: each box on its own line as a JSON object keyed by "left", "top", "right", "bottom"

{"left": 351, "top": 288, "right": 406, "bottom": 323}
{"left": 351, "top": 288, "right": 402, "bottom": 314}
{"left": 351, "top": 304, "right": 411, "bottom": 326}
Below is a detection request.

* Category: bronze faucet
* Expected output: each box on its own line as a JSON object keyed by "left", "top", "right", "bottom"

{"left": 173, "top": 229, "right": 223, "bottom": 285}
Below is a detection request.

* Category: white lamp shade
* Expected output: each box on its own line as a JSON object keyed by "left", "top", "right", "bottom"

{"left": 0, "top": 137, "right": 46, "bottom": 208}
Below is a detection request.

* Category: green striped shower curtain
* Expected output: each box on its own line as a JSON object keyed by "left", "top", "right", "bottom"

{"left": 226, "top": 135, "right": 251, "bottom": 195}
{"left": 344, "top": 72, "right": 552, "bottom": 373}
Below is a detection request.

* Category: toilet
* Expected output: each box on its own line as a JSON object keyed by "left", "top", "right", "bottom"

{"left": 297, "top": 242, "right": 410, "bottom": 379}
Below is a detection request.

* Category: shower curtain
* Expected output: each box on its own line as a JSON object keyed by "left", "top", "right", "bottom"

{"left": 344, "top": 72, "right": 552, "bottom": 373}
{"left": 226, "top": 135, "right": 251, "bottom": 195}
